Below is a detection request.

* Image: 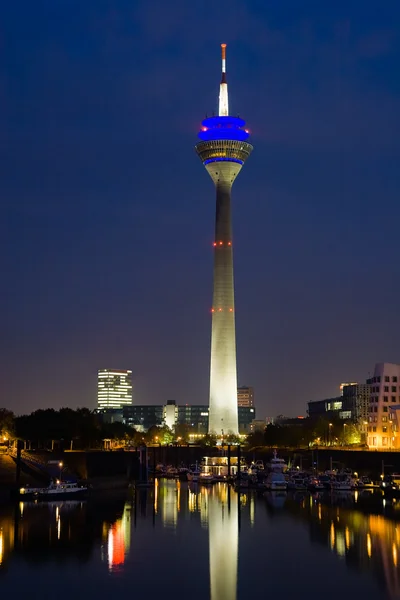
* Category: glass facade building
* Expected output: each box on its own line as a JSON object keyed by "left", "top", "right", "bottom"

{"left": 97, "top": 369, "right": 133, "bottom": 410}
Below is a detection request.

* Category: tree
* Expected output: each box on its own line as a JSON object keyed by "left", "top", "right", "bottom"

{"left": 0, "top": 408, "right": 14, "bottom": 440}
{"left": 199, "top": 433, "right": 218, "bottom": 447}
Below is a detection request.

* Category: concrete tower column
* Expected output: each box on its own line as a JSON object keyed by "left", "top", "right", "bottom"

{"left": 195, "top": 44, "right": 253, "bottom": 437}
{"left": 206, "top": 162, "right": 243, "bottom": 435}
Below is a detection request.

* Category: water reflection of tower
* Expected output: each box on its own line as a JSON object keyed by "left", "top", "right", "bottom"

{"left": 208, "top": 484, "right": 239, "bottom": 600}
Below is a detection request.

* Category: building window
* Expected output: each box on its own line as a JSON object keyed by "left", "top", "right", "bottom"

{"left": 382, "top": 437, "right": 388, "bottom": 446}
{"left": 383, "top": 407, "right": 388, "bottom": 412}
{"left": 368, "top": 416, "right": 373, "bottom": 422}
{"left": 373, "top": 426, "right": 377, "bottom": 432}
{"left": 373, "top": 437, "right": 377, "bottom": 445}
{"left": 382, "top": 416, "right": 388, "bottom": 422}
{"left": 389, "top": 414, "right": 393, "bottom": 421}
{"left": 377, "top": 377, "right": 381, "bottom": 383}
{"left": 384, "top": 386, "right": 389, "bottom": 392}
{"left": 385, "top": 376, "right": 390, "bottom": 382}
{"left": 392, "top": 397, "right": 396, "bottom": 403}
{"left": 374, "top": 407, "right": 378, "bottom": 412}
{"left": 393, "top": 376, "right": 398, "bottom": 383}
{"left": 392, "top": 386, "right": 397, "bottom": 392}
{"left": 383, "top": 426, "right": 387, "bottom": 432}
{"left": 384, "top": 396, "right": 388, "bottom": 402}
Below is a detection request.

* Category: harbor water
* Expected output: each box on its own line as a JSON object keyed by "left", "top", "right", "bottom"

{"left": 0, "top": 481, "right": 399, "bottom": 599}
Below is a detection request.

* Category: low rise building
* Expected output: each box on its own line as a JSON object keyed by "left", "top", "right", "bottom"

{"left": 367, "top": 363, "right": 400, "bottom": 449}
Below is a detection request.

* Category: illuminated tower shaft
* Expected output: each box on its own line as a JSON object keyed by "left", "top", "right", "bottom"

{"left": 196, "top": 45, "right": 253, "bottom": 435}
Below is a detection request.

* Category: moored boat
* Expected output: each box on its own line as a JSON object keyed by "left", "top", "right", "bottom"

{"left": 264, "top": 450, "right": 287, "bottom": 491}
{"left": 19, "top": 480, "right": 87, "bottom": 500}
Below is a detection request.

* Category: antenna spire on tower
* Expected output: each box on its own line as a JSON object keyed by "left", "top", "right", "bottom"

{"left": 219, "top": 43, "right": 229, "bottom": 117}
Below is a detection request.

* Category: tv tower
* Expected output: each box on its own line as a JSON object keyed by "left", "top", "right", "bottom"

{"left": 195, "top": 44, "right": 253, "bottom": 436}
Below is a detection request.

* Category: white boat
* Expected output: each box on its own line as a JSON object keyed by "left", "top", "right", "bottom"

{"left": 264, "top": 450, "right": 287, "bottom": 491}
{"left": 20, "top": 480, "right": 87, "bottom": 499}
{"left": 330, "top": 474, "right": 353, "bottom": 492}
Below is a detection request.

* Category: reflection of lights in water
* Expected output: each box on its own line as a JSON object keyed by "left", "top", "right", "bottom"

{"left": 162, "top": 480, "right": 178, "bottom": 527}
{"left": 250, "top": 495, "right": 255, "bottom": 527}
{"left": 309, "top": 496, "right": 313, "bottom": 508}
{"left": 336, "top": 531, "right": 345, "bottom": 557}
{"left": 57, "top": 516, "right": 61, "bottom": 540}
{"left": 188, "top": 489, "right": 197, "bottom": 513}
{"left": 330, "top": 521, "right": 335, "bottom": 550}
{"left": 177, "top": 480, "right": 181, "bottom": 513}
{"left": 19, "top": 502, "right": 24, "bottom": 517}
{"left": 393, "top": 543, "right": 398, "bottom": 567}
{"left": 336, "top": 508, "right": 340, "bottom": 523}
{"left": 0, "top": 530, "right": 3, "bottom": 565}
{"left": 55, "top": 506, "right": 59, "bottom": 521}
{"left": 318, "top": 504, "right": 322, "bottom": 522}
{"left": 345, "top": 527, "right": 350, "bottom": 550}
{"left": 106, "top": 503, "right": 131, "bottom": 572}
{"left": 240, "top": 494, "right": 247, "bottom": 507}
{"left": 367, "top": 533, "right": 372, "bottom": 558}
{"left": 154, "top": 478, "right": 158, "bottom": 514}
{"left": 108, "top": 521, "right": 125, "bottom": 571}
{"left": 209, "top": 487, "right": 238, "bottom": 600}
{"left": 354, "top": 490, "right": 358, "bottom": 502}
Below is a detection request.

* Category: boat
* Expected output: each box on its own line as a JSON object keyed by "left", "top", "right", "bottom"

{"left": 287, "top": 475, "right": 308, "bottom": 491}
{"left": 19, "top": 480, "right": 87, "bottom": 499}
{"left": 264, "top": 450, "right": 287, "bottom": 491}
{"left": 356, "top": 476, "right": 377, "bottom": 489}
{"left": 330, "top": 473, "right": 354, "bottom": 492}
{"left": 308, "top": 477, "right": 325, "bottom": 492}
{"left": 187, "top": 463, "right": 201, "bottom": 483}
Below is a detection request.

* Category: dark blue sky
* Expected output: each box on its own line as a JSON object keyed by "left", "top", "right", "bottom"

{"left": 2, "top": 1, "right": 400, "bottom": 416}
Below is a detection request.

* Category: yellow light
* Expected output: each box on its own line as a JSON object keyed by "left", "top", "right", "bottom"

{"left": 330, "top": 521, "right": 335, "bottom": 549}
{"left": 393, "top": 543, "right": 398, "bottom": 567}
{"left": 59, "top": 462, "right": 63, "bottom": 467}
{"left": 0, "top": 530, "right": 3, "bottom": 565}
{"left": 345, "top": 527, "right": 350, "bottom": 550}
{"left": 19, "top": 488, "right": 25, "bottom": 494}
{"left": 367, "top": 533, "right": 372, "bottom": 558}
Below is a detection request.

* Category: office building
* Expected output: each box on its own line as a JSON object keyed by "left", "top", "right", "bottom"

{"left": 97, "top": 369, "right": 132, "bottom": 410}
{"left": 366, "top": 363, "right": 400, "bottom": 449}
{"left": 237, "top": 386, "right": 254, "bottom": 407}
{"left": 195, "top": 44, "right": 253, "bottom": 435}
{"left": 123, "top": 405, "right": 163, "bottom": 432}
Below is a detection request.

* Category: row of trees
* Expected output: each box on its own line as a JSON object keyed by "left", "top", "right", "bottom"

{"left": 246, "top": 417, "right": 362, "bottom": 449}
{"left": 0, "top": 408, "right": 363, "bottom": 450}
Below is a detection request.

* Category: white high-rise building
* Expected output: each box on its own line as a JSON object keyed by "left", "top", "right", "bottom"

{"left": 367, "top": 363, "right": 400, "bottom": 449}
{"left": 97, "top": 369, "right": 133, "bottom": 410}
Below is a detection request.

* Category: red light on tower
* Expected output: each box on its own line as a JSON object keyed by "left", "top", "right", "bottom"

{"left": 219, "top": 241, "right": 223, "bottom": 245}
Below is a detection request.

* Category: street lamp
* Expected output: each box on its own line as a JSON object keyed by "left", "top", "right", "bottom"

{"left": 343, "top": 424, "right": 347, "bottom": 446}
{"left": 328, "top": 423, "right": 333, "bottom": 446}
{"left": 59, "top": 461, "right": 63, "bottom": 482}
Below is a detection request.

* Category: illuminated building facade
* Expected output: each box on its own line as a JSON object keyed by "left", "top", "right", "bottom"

{"left": 97, "top": 369, "right": 133, "bottom": 410}
{"left": 237, "top": 386, "right": 254, "bottom": 407}
{"left": 195, "top": 44, "right": 253, "bottom": 435}
{"left": 367, "top": 362, "right": 400, "bottom": 449}
{"left": 122, "top": 403, "right": 254, "bottom": 434}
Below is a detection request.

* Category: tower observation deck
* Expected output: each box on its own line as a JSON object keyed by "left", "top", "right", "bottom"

{"left": 195, "top": 44, "right": 253, "bottom": 436}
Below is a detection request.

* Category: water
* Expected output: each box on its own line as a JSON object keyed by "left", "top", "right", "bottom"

{"left": 1, "top": 481, "right": 400, "bottom": 599}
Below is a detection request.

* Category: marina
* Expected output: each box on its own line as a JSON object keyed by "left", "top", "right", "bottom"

{"left": 1, "top": 479, "right": 400, "bottom": 599}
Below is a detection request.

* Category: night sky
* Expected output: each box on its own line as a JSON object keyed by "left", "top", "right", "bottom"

{"left": 2, "top": 1, "right": 400, "bottom": 417}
